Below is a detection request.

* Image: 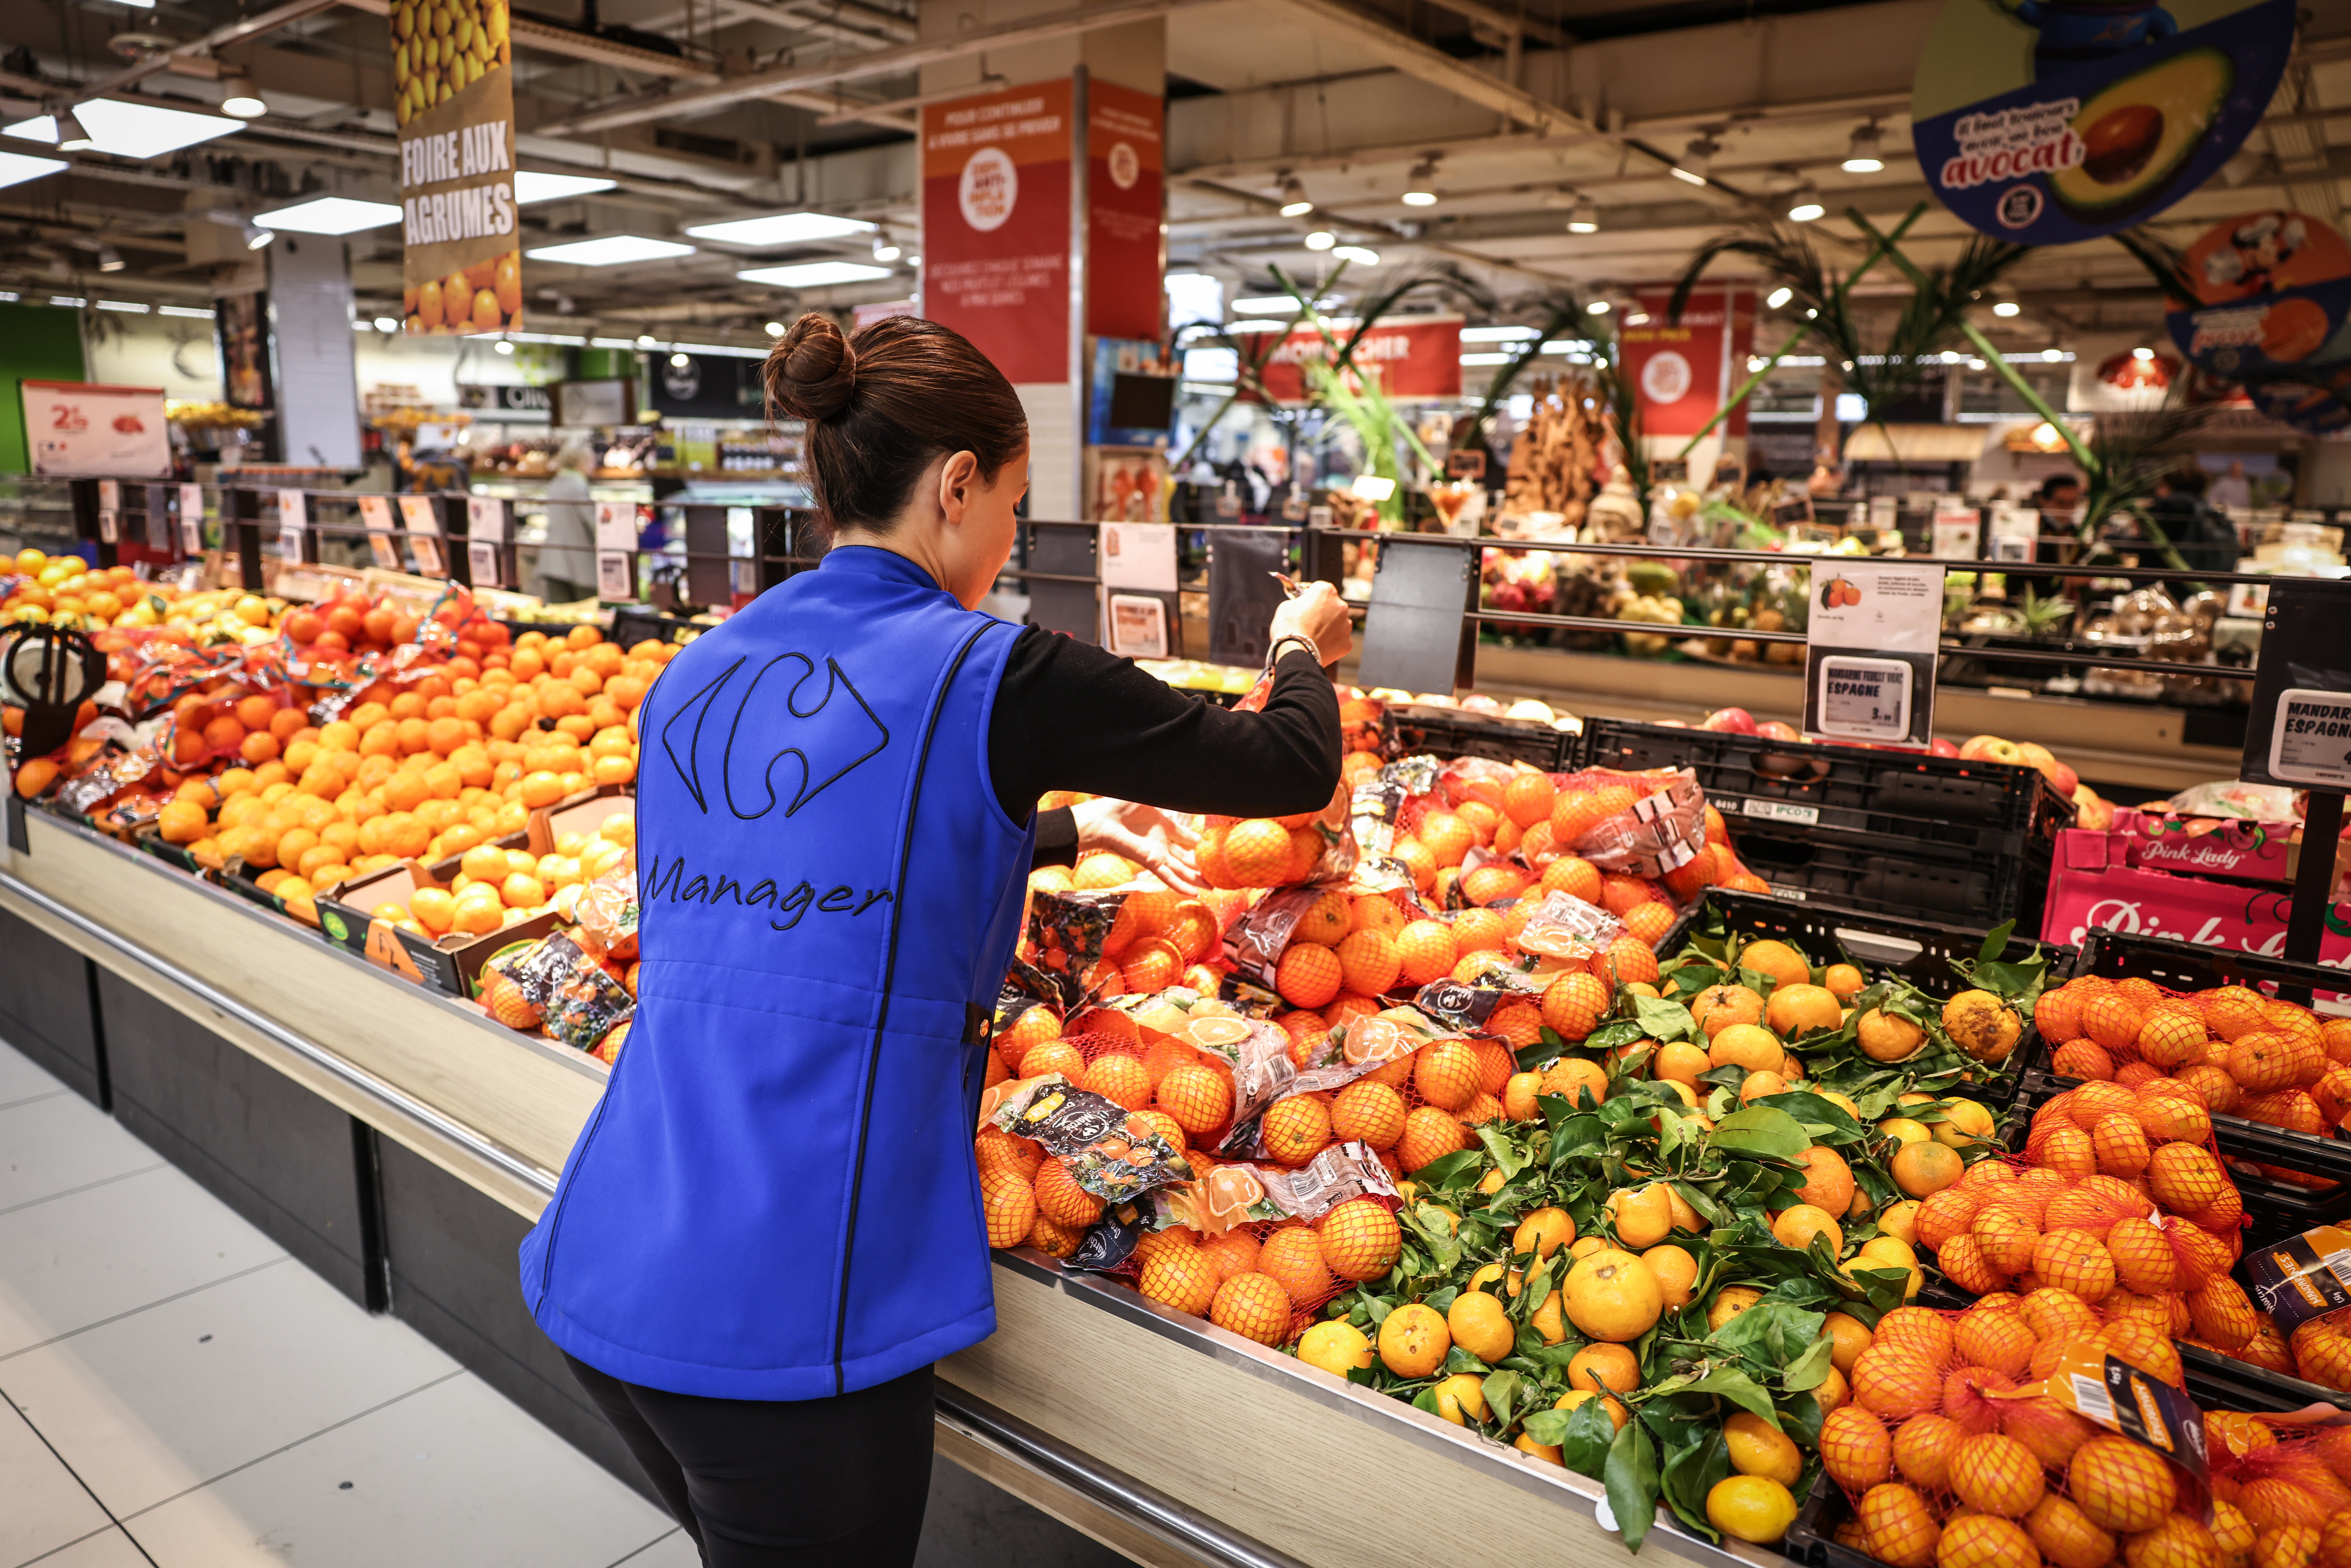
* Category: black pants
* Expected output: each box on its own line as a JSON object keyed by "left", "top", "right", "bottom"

{"left": 565, "top": 1353, "right": 935, "bottom": 1566}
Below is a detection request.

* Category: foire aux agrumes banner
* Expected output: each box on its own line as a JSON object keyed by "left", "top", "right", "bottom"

{"left": 393, "top": 0, "right": 522, "bottom": 335}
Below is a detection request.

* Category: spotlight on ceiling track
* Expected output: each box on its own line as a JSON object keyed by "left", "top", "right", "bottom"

{"left": 1277, "top": 173, "right": 1312, "bottom": 218}
{"left": 1842, "top": 121, "right": 1885, "bottom": 174}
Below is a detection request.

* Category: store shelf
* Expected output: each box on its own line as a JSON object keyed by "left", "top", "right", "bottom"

{"left": 1473, "top": 643, "right": 2243, "bottom": 795}
{"left": 0, "top": 808, "right": 1761, "bottom": 1568}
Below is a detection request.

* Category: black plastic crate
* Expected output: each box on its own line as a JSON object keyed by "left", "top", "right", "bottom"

{"left": 1577, "top": 717, "right": 2072, "bottom": 836}
{"left": 1661, "top": 889, "right": 2059, "bottom": 1108}
{"left": 2017, "top": 929, "right": 2351, "bottom": 1225}
{"left": 2009, "top": 1070, "right": 2351, "bottom": 1238}
{"left": 1383, "top": 703, "right": 1573, "bottom": 769}
{"left": 609, "top": 607, "right": 712, "bottom": 648}
{"left": 1726, "top": 829, "right": 2051, "bottom": 932}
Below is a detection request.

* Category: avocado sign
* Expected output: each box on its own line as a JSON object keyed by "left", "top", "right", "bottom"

{"left": 1911, "top": 0, "right": 2294, "bottom": 245}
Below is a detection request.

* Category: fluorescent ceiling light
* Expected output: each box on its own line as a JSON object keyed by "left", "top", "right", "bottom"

{"left": 528, "top": 236, "right": 697, "bottom": 266}
{"left": 1670, "top": 166, "right": 1708, "bottom": 186}
{"left": 1231, "top": 294, "right": 1311, "bottom": 314}
{"left": 2042, "top": 348, "right": 2065, "bottom": 362}
{"left": 1460, "top": 353, "right": 1516, "bottom": 365}
{"left": 1333, "top": 245, "right": 1380, "bottom": 265}
{"left": 686, "top": 211, "right": 874, "bottom": 246}
{"left": 50, "top": 296, "right": 85, "bottom": 307}
{"left": 1460, "top": 325, "right": 1538, "bottom": 342}
{"left": 6, "top": 99, "right": 243, "bottom": 160}
{"left": 736, "top": 261, "right": 892, "bottom": 287}
{"left": 514, "top": 170, "right": 618, "bottom": 204}
{"left": 255, "top": 196, "right": 403, "bottom": 235}
{"left": 158, "top": 304, "right": 213, "bottom": 318}
{"left": 0, "top": 150, "right": 64, "bottom": 190}
{"left": 96, "top": 299, "right": 146, "bottom": 312}
{"left": 1303, "top": 230, "right": 1335, "bottom": 251}
{"left": 374, "top": 315, "right": 400, "bottom": 331}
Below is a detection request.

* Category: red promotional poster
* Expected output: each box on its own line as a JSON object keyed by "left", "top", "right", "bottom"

{"left": 921, "top": 80, "right": 1073, "bottom": 385}
{"left": 1087, "top": 80, "right": 1163, "bottom": 341}
{"left": 1620, "top": 288, "right": 1752, "bottom": 438}
{"left": 1252, "top": 315, "right": 1462, "bottom": 406}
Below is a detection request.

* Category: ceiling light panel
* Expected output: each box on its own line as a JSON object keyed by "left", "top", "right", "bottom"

{"left": 527, "top": 236, "right": 698, "bottom": 266}
{"left": 735, "top": 261, "right": 893, "bottom": 286}
{"left": 255, "top": 197, "right": 404, "bottom": 235}
{"left": 514, "top": 171, "right": 619, "bottom": 204}
{"left": 686, "top": 212, "right": 876, "bottom": 246}
{"left": 4, "top": 99, "right": 244, "bottom": 160}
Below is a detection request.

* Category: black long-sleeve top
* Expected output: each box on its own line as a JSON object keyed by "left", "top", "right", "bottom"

{"left": 987, "top": 626, "right": 1343, "bottom": 864}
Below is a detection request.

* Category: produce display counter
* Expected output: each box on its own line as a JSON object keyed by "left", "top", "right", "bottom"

{"left": 0, "top": 807, "right": 1767, "bottom": 1568}
{"left": 1470, "top": 644, "right": 2242, "bottom": 797}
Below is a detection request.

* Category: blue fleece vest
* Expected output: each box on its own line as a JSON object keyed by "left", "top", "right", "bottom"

{"left": 519, "top": 547, "right": 1035, "bottom": 1400}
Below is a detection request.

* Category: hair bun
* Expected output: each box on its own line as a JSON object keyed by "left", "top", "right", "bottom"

{"left": 765, "top": 314, "right": 856, "bottom": 421}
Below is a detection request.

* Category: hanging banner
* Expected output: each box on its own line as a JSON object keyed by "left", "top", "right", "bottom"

{"left": 921, "top": 80, "right": 1073, "bottom": 385}
{"left": 394, "top": 0, "right": 521, "bottom": 336}
{"left": 2163, "top": 210, "right": 2351, "bottom": 380}
{"left": 1087, "top": 80, "right": 1164, "bottom": 343}
{"left": 1621, "top": 289, "right": 1752, "bottom": 439}
{"left": 1910, "top": 0, "right": 2294, "bottom": 245}
{"left": 1252, "top": 316, "right": 1463, "bottom": 407}
{"left": 22, "top": 382, "right": 170, "bottom": 477}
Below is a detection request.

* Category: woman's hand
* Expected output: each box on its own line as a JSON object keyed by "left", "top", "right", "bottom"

{"left": 1269, "top": 579, "right": 1352, "bottom": 666}
{"left": 1069, "top": 797, "right": 1203, "bottom": 893}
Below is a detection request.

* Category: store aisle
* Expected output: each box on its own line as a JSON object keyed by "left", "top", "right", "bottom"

{"left": 0, "top": 1035, "right": 693, "bottom": 1568}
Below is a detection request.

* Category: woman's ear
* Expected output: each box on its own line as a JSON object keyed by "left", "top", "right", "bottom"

{"left": 936, "top": 450, "right": 982, "bottom": 524}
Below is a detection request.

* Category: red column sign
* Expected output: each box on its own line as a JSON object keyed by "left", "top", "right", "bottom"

{"left": 922, "top": 82, "right": 1073, "bottom": 385}
{"left": 1620, "top": 288, "right": 1751, "bottom": 438}
{"left": 1086, "top": 81, "right": 1163, "bottom": 341}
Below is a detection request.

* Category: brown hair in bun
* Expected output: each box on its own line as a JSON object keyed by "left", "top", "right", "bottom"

{"left": 765, "top": 314, "right": 857, "bottom": 420}
{"left": 761, "top": 311, "right": 1027, "bottom": 535}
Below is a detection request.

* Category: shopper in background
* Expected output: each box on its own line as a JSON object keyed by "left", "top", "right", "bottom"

{"left": 535, "top": 438, "right": 599, "bottom": 603}
{"left": 2207, "top": 459, "right": 2254, "bottom": 512}
{"left": 2146, "top": 465, "right": 2241, "bottom": 578}
{"left": 519, "top": 312, "right": 1349, "bottom": 1567}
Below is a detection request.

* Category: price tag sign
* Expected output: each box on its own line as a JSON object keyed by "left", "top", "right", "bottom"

{"left": 277, "top": 490, "right": 307, "bottom": 556}
{"left": 177, "top": 483, "right": 205, "bottom": 553}
{"left": 97, "top": 509, "right": 118, "bottom": 544}
{"left": 467, "top": 539, "right": 504, "bottom": 587}
{"left": 1098, "top": 522, "right": 1176, "bottom": 592}
{"left": 595, "top": 502, "right": 638, "bottom": 552}
{"left": 356, "top": 497, "right": 401, "bottom": 570}
{"left": 2246, "top": 580, "right": 2351, "bottom": 789}
{"left": 397, "top": 496, "right": 442, "bottom": 536}
{"left": 1105, "top": 593, "right": 1169, "bottom": 658}
{"left": 1803, "top": 559, "right": 1944, "bottom": 746}
{"left": 467, "top": 496, "right": 508, "bottom": 543}
{"left": 1930, "top": 506, "right": 1981, "bottom": 560}
{"left": 596, "top": 552, "right": 633, "bottom": 600}
{"left": 98, "top": 480, "right": 121, "bottom": 510}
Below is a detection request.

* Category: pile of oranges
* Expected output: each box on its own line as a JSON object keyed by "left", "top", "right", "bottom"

{"left": 3, "top": 549, "right": 254, "bottom": 636}
{"left": 366, "top": 808, "right": 637, "bottom": 944}
{"left": 145, "top": 623, "right": 663, "bottom": 923}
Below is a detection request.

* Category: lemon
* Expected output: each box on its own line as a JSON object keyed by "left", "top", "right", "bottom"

{"left": 1706, "top": 1475, "right": 1798, "bottom": 1543}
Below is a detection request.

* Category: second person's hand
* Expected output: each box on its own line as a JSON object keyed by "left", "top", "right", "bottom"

{"left": 1269, "top": 579, "right": 1352, "bottom": 666}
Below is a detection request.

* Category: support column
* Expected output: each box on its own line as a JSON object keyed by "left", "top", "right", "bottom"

{"left": 267, "top": 236, "right": 364, "bottom": 472}
{"left": 915, "top": 2, "right": 1165, "bottom": 523}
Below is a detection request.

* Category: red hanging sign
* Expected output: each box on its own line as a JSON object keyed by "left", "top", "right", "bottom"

{"left": 1619, "top": 288, "right": 1753, "bottom": 438}
{"left": 1250, "top": 316, "right": 1462, "bottom": 406}
{"left": 921, "top": 81, "right": 1073, "bottom": 385}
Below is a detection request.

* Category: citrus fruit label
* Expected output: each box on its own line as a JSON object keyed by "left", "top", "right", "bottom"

{"left": 1184, "top": 1015, "right": 1253, "bottom": 1049}
{"left": 1342, "top": 1016, "right": 1409, "bottom": 1064}
{"left": 1202, "top": 1165, "right": 1266, "bottom": 1226}
{"left": 2044, "top": 1344, "right": 2211, "bottom": 1497}
{"left": 2240, "top": 1223, "right": 2351, "bottom": 1334}
{"left": 2164, "top": 211, "right": 2351, "bottom": 380}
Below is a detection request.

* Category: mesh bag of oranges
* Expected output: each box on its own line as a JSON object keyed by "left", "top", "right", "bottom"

{"left": 1019, "top": 884, "right": 1226, "bottom": 1007}
{"left": 1820, "top": 1294, "right": 2224, "bottom": 1568}
{"left": 2032, "top": 973, "right": 2351, "bottom": 1170}
{"left": 2199, "top": 1408, "right": 2351, "bottom": 1566}
{"left": 2239, "top": 1221, "right": 2351, "bottom": 1392}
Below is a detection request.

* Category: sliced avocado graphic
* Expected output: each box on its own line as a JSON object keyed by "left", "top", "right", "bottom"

{"left": 2050, "top": 47, "right": 2233, "bottom": 221}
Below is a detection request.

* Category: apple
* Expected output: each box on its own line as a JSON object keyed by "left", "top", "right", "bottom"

{"left": 1700, "top": 707, "right": 1759, "bottom": 735}
{"left": 1927, "top": 737, "right": 1961, "bottom": 757}
{"left": 2073, "top": 783, "right": 2114, "bottom": 831}
{"left": 1959, "top": 734, "right": 2024, "bottom": 765}
{"left": 1757, "top": 720, "right": 1803, "bottom": 741}
{"left": 2013, "top": 742, "right": 2079, "bottom": 797}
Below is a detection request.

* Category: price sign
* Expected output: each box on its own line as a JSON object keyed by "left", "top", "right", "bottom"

{"left": 467, "top": 496, "right": 508, "bottom": 543}
{"left": 98, "top": 480, "right": 120, "bottom": 510}
{"left": 97, "top": 509, "right": 118, "bottom": 544}
{"left": 1099, "top": 522, "right": 1176, "bottom": 592}
{"left": 596, "top": 552, "right": 633, "bottom": 600}
{"left": 595, "top": 502, "right": 638, "bottom": 552}
{"left": 358, "top": 496, "right": 400, "bottom": 568}
{"left": 178, "top": 483, "right": 205, "bottom": 553}
{"left": 1930, "top": 506, "right": 1980, "bottom": 560}
{"left": 2246, "top": 580, "right": 2351, "bottom": 789}
{"left": 1804, "top": 559, "right": 1944, "bottom": 746}
{"left": 467, "top": 539, "right": 503, "bottom": 587}
{"left": 397, "top": 496, "right": 441, "bottom": 536}
{"left": 276, "top": 490, "right": 308, "bottom": 558}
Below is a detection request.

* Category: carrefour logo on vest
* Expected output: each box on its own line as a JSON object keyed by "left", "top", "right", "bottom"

{"left": 649, "top": 651, "right": 897, "bottom": 933}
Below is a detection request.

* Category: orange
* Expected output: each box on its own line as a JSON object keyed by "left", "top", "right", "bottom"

{"left": 1257, "top": 1226, "right": 1334, "bottom": 1307}
{"left": 1397, "top": 1106, "right": 1467, "bottom": 1171}
{"left": 1412, "top": 1040, "right": 1480, "bottom": 1111}
{"left": 1737, "top": 939, "right": 1813, "bottom": 989}
{"left": 1033, "top": 1158, "right": 1104, "bottom": 1228}
{"left": 1155, "top": 1062, "right": 1233, "bottom": 1135}
{"left": 1261, "top": 1095, "right": 1333, "bottom": 1165}
{"left": 1318, "top": 1198, "right": 1401, "bottom": 1282}
{"left": 1569, "top": 1342, "right": 1639, "bottom": 1395}
{"left": 1275, "top": 943, "right": 1342, "bottom": 1009}
{"left": 1376, "top": 1302, "right": 1449, "bottom": 1376}
{"left": 1766, "top": 983, "right": 1842, "bottom": 1037}
{"left": 408, "top": 887, "right": 457, "bottom": 935}
{"left": 1540, "top": 971, "right": 1609, "bottom": 1040}
{"left": 1329, "top": 1080, "right": 1405, "bottom": 1149}
{"left": 1137, "top": 1243, "right": 1218, "bottom": 1314}
{"left": 1541, "top": 856, "right": 1602, "bottom": 902}
{"left": 1207, "top": 1272, "right": 1291, "bottom": 1345}
{"left": 1333, "top": 929, "right": 1400, "bottom": 996}
{"left": 1502, "top": 772, "right": 1555, "bottom": 827}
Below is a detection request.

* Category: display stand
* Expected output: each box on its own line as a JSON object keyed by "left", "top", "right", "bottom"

{"left": 0, "top": 805, "right": 1767, "bottom": 1568}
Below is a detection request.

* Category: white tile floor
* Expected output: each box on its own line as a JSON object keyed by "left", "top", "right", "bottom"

{"left": 0, "top": 1037, "right": 696, "bottom": 1568}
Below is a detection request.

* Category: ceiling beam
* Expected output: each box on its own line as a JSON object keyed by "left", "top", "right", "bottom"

{"left": 69, "top": 0, "right": 348, "bottom": 106}
{"left": 529, "top": 0, "right": 1215, "bottom": 136}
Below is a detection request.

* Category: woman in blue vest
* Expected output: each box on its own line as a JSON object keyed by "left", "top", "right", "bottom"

{"left": 521, "top": 312, "right": 1350, "bottom": 1565}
